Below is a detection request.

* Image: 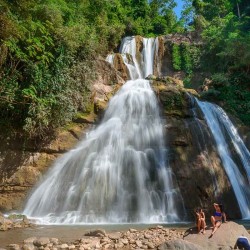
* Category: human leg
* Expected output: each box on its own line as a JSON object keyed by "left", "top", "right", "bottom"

{"left": 197, "top": 218, "right": 201, "bottom": 233}
{"left": 201, "top": 218, "right": 206, "bottom": 234}
{"left": 211, "top": 216, "right": 215, "bottom": 228}
{"left": 209, "top": 220, "right": 222, "bottom": 238}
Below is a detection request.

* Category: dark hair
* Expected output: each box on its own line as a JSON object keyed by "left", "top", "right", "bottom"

{"left": 196, "top": 207, "right": 202, "bottom": 213}
{"left": 219, "top": 204, "right": 224, "bottom": 212}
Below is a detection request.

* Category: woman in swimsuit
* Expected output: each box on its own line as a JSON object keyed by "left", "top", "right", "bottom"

{"left": 196, "top": 207, "right": 206, "bottom": 234}
{"left": 209, "top": 203, "right": 227, "bottom": 237}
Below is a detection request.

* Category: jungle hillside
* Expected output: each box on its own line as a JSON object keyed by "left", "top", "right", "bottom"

{"left": 0, "top": 0, "right": 249, "bottom": 140}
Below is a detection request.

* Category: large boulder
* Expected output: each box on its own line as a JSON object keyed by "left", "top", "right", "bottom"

{"left": 159, "top": 239, "right": 203, "bottom": 250}
{"left": 183, "top": 221, "right": 249, "bottom": 250}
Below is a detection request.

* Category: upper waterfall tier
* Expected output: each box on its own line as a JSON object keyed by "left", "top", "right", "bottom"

{"left": 23, "top": 79, "right": 185, "bottom": 224}
{"left": 107, "top": 36, "right": 160, "bottom": 80}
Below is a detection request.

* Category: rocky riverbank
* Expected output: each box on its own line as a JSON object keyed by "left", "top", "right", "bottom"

{"left": 0, "top": 213, "right": 33, "bottom": 232}
{"left": 1, "top": 221, "right": 250, "bottom": 250}
{"left": 3, "top": 225, "right": 184, "bottom": 250}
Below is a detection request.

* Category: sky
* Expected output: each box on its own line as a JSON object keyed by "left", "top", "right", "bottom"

{"left": 174, "top": 0, "right": 185, "bottom": 19}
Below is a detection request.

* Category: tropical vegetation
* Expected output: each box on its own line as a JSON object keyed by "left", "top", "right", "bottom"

{"left": 0, "top": 0, "right": 249, "bottom": 139}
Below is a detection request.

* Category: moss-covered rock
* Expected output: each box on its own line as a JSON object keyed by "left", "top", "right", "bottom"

{"left": 152, "top": 81, "right": 199, "bottom": 117}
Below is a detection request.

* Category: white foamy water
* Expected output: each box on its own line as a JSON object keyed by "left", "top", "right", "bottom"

{"left": 142, "top": 38, "right": 158, "bottom": 78}
{"left": 106, "top": 54, "right": 114, "bottom": 65}
{"left": 106, "top": 36, "right": 159, "bottom": 80}
{"left": 196, "top": 99, "right": 250, "bottom": 219}
{"left": 119, "top": 36, "right": 143, "bottom": 79}
{"left": 24, "top": 79, "right": 184, "bottom": 224}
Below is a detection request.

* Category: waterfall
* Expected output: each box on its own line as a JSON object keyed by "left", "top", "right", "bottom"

{"left": 23, "top": 36, "right": 185, "bottom": 224}
{"left": 187, "top": 95, "right": 220, "bottom": 197}
{"left": 196, "top": 99, "right": 250, "bottom": 219}
{"left": 108, "top": 36, "right": 159, "bottom": 80}
{"left": 142, "top": 38, "right": 158, "bottom": 78}
{"left": 119, "top": 36, "right": 142, "bottom": 79}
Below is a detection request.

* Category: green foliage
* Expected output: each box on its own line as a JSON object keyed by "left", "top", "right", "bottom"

{"left": 200, "top": 89, "right": 221, "bottom": 100}
{"left": 172, "top": 44, "right": 182, "bottom": 70}
{"left": 182, "top": 0, "right": 250, "bottom": 125}
{"left": 183, "top": 75, "right": 192, "bottom": 88}
{"left": 171, "top": 42, "right": 201, "bottom": 73}
{"left": 211, "top": 73, "right": 230, "bottom": 88}
{"left": 217, "top": 83, "right": 250, "bottom": 125}
{"left": 180, "top": 43, "right": 192, "bottom": 74}
{"left": 0, "top": 0, "right": 185, "bottom": 138}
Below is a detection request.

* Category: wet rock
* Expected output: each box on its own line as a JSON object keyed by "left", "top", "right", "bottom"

{"left": 50, "top": 238, "right": 59, "bottom": 245}
{"left": 33, "top": 237, "right": 50, "bottom": 247}
{"left": 7, "top": 244, "right": 20, "bottom": 250}
{"left": 103, "top": 243, "right": 111, "bottom": 249}
{"left": 144, "top": 233, "right": 151, "bottom": 239}
{"left": 136, "top": 240, "right": 143, "bottom": 247}
{"left": 158, "top": 239, "right": 203, "bottom": 250}
{"left": 145, "top": 74, "right": 157, "bottom": 80}
{"left": 22, "top": 243, "right": 36, "bottom": 250}
{"left": 59, "top": 244, "right": 68, "bottom": 249}
{"left": 95, "top": 242, "right": 101, "bottom": 249}
{"left": 108, "top": 232, "right": 121, "bottom": 240}
{"left": 100, "top": 237, "right": 111, "bottom": 244}
{"left": 0, "top": 218, "right": 13, "bottom": 231}
{"left": 120, "top": 238, "right": 128, "bottom": 245}
{"left": 84, "top": 229, "right": 106, "bottom": 237}
{"left": 146, "top": 242, "right": 155, "bottom": 249}
{"left": 114, "top": 242, "right": 124, "bottom": 249}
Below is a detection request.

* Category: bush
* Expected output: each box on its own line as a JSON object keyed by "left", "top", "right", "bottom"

{"left": 172, "top": 44, "right": 182, "bottom": 71}
{"left": 211, "top": 73, "right": 230, "bottom": 88}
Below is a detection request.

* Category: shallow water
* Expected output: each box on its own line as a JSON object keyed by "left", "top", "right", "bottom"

{"left": 236, "top": 219, "right": 250, "bottom": 231}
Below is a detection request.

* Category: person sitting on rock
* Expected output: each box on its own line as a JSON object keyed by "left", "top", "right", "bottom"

{"left": 209, "top": 203, "right": 227, "bottom": 238}
{"left": 234, "top": 235, "right": 250, "bottom": 250}
{"left": 195, "top": 207, "right": 206, "bottom": 234}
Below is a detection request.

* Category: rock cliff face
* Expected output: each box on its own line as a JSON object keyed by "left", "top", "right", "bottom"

{"left": 152, "top": 79, "right": 241, "bottom": 219}
{"left": 0, "top": 123, "right": 90, "bottom": 212}
{"left": 0, "top": 36, "right": 244, "bottom": 221}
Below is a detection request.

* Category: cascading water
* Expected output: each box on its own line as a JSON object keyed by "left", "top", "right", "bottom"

{"left": 142, "top": 38, "right": 158, "bottom": 78}
{"left": 119, "top": 37, "right": 142, "bottom": 79}
{"left": 196, "top": 99, "right": 250, "bottom": 219}
{"left": 187, "top": 95, "right": 220, "bottom": 197}
{"left": 24, "top": 80, "right": 184, "bottom": 224}
{"left": 24, "top": 37, "right": 185, "bottom": 224}
{"left": 116, "top": 36, "right": 158, "bottom": 79}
